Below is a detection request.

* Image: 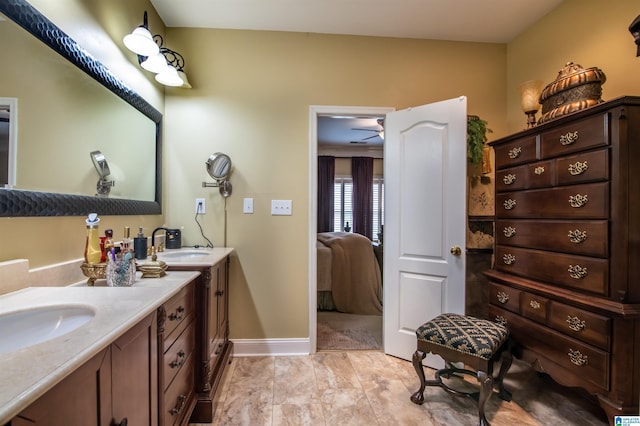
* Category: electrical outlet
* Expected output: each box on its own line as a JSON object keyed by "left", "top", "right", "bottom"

{"left": 271, "top": 199, "right": 292, "bottom": 215}
{"left": 196, "top": 198, "right": 206, "bottom": 214}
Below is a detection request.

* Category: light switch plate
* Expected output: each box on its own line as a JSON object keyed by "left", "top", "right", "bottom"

{"left": 243, "top": 198, "right": 254, "bottom": 214}
{"left": 271, "top": 199, "right": 292, "bottom": 215}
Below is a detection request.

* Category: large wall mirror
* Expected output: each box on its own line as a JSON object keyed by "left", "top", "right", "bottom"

{"left": 0, "top": 0, "right": 162, "bottom": 216}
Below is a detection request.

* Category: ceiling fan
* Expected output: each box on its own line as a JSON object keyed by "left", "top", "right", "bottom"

{"left": 351, "top": 118, "right": 384, "bottom": 143}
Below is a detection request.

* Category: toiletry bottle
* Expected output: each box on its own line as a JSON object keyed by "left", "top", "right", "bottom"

{"left": 133, "top": 226, "right": 148, "bottom": 260}
{"left": 122, "top": 226, "right": 132, "bottom": 253}
{"left": 84, "top": 213, "right": 102, "bottom": 264}
{"left": 103, "top": 229, "right": 114, "bottom": 263}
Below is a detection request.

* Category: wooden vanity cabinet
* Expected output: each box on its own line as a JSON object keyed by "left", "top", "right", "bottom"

{"left": 486, "top": 96, "right": 640, "bottom": 423}
{"left": 166, "top": 256, "right": 233, "bottom": 424}
{"left": 11, "top": 312, "right": 158, "bottom": 426}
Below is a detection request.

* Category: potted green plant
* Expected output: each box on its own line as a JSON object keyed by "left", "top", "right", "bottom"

{"left": 467, "top": 115, "right": 492, "bottom": 165}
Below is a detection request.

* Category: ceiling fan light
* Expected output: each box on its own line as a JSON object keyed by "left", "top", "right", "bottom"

{"left": 155, "top": 65, "right": 183, "bottom": 87}
{"left": 123, "top": 26, "right": 159, "bottom": 56}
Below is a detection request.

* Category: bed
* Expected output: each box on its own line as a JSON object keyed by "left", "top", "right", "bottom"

{"left": 316, "top": 232, "right": 382, "bottom": 315}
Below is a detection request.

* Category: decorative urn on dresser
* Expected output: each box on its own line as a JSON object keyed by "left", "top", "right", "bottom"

{"left": 485, "top": 96, "right": 640, "bottom": 423}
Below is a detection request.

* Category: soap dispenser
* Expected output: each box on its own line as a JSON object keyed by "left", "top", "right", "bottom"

{"left": 133, "top": 226, "right": 148, "bottom": 260}
{"left": 84, "top": 213, "right": 102, "bottom": 264}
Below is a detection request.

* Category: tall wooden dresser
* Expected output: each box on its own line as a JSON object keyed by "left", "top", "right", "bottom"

{"left": 485, "top": 96, "right": 640, "bottom": 422}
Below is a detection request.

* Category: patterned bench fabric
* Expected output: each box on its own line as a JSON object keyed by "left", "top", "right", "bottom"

{"left": 416, "top": 313, "right": 509, "bottom": 360}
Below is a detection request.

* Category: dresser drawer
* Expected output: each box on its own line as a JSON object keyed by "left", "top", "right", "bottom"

{"left": 164, "top": 353, "right": 195, "bottom": 426}
{"left": 495, "top": 219, "right": 608, "bottom": 257}
{"left": 164, "top": 283, "right": 195, "bottom": 341}
{"left": 489, "top": 282, "right": 520, "bottom": 313}
{"left": 540, "top": 114, "right": 608, "bottom": 159}
{"left": 495, "top": 246, "right": 609, "bottom": 295}
{"left": 494, "top": 135, "right": 537, "bottom": 168}
{"left": 556, "top": 148, "right": 609, "bottom": 186}
{"left": 496, "top": 182, "right": 609, "bottom": 219}
{"left": 489, "top": 306, "right": 609, "bottom": 391}
{"left": 163, "top": 317, "right": 196, "bottom": 391}
{"left": 520, "top": 292, "right": 549, "bottom": 323}
{"left": 548, "top": 301, "right": 611, "bottom": 350}
{"left": 496, "top": 165, "right": 527, "bottom": 192}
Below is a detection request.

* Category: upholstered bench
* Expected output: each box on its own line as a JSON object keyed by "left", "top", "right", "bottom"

{"left": 410, "top": 313, "right": 512, "bottom": 426}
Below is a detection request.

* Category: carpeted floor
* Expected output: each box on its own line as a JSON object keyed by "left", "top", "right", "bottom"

{"left": 317, "top": 311, "right": 382, "bottom": 351}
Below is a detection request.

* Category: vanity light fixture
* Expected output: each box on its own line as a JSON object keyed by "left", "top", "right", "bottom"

{"left": 123, "top": 11, "right": 191, "bottom": 88}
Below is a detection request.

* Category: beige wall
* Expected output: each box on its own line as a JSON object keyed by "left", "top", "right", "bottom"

{"left": 506, "top": 0, "right": 640, "bottom": 133}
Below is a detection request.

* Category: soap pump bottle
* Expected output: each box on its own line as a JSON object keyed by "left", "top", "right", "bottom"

{"left": 84, "top": 213, "right": 102, "bottom": 264}
{"left": 133, "top": 226, "right": 148, "bottom": 260}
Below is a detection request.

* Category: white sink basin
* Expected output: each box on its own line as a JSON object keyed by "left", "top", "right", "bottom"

{"left": 0, "top": 305, "right": 95, "bottom": 353}
{"left": 159, "top": 250, "right": 210, "bottom": 259}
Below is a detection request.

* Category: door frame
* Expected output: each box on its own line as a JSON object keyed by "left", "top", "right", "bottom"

{"left": 308, "top": 105, "right": 395, "bottom": 353}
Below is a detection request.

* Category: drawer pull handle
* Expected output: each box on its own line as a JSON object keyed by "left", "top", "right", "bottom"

{"left": 170, "top": 350, "right": 186, "bottom": 368}
{"left": 503, "top": 199, "right": 517, "bottom": 210}
{"left": 502, "top": 253, "right": 516, "bottom": 265}
{"left": 566, "top": 315, "right": 586, "bottom": 332}
{"left": 170, "top": 394, "right": 187, "bottom": 416}
{"left": 508, "top": 147, "right": 522, "bottom": 159}
{"left": 503, "top": 226, "right": 516, "bottom": 238}
{"left": 568, "top": 348, "right": 588, "bottom": 366}
{"left": 496, "top": 291, "right": 510, "bottom": 304}
{"left": 529, "top": 300, "right": 541, "bottom": 309}
{"left": 568, "top": 229, "right": 587, "bottom": 243}
{"left": 503, "top": 174, "right": 517, "bottom": 185}
{"left": 169, "top": 306, "right": 185, "bottom": 321}
{"left": 495, "top": 315, "right": 508, "bottom": 326}
{"left": 568, "top": 160, "right": 588, "bottom": 176}
{"left": 534, "top": 166, "right": 545, "bottom": 175}
{"left": 568, "top": 264, "right": 588, "bottom": 279}
{"left": 560, "top": 130, "right": 579, "bottom": 146}
{"left": 568, "top": 194, "right": 588, "bottom": 208}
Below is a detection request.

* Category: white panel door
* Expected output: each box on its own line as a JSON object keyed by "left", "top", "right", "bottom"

{"left": 383, "top": 97, "right": 467, "bottom": 366}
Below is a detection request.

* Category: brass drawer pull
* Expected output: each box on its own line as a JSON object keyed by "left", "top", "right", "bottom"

{"left": 170, "top": 350, "right": 186, "bottom": 369}
{"left": 503, "top": 199, "right": 517, "bottom": 210}
{"left": 508, "top": 147, "right": 522, "bottom": 159}
{"left": 503, "top": 253, "right": 516, "bottom": 265}
{"left": 496, "top": 291, "right": 509, "bottom": 304}
{"left": 534, "top": 166, "right": 545, "bottom": 175}
{"left": 568, "top": 160, "right": 588, "bottom": 176}
{"left": 503, "top": 173, "right": 517, "bottom": 185}
{"left": 568, "top": 194, "right": 588, "bottom": 208}
{"left": 566, "top": 315, "right": 586, "bottom": 332}
{"left": 169, "top": 306, "right": 185, "bottom": 321}
{"left": 495, "top": 315, "right": 508, "bottom": 326}
{"left": 170, "top": 394, "right": 187, "bottom": 416}
{"left": 560, "top": 130, "right": 579, "bottom": 146}
{"left": 503, "top": 226, "right": 516, "bottom": 238}
{"left": 529, "top": 299, "right": 541, "bottom": 309}
{"left": 568, "top": 264, "right": 588, "bottom": 279}
{"left": 568, "top": 348, "right": 588, "bottom": 366}
{"left": 568, "top": 229, "right": 587, "bottom": 243}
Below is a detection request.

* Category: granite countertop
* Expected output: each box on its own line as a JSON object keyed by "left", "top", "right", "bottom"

{"left": 151, "top": 246, "right": 234, "bottom": 267}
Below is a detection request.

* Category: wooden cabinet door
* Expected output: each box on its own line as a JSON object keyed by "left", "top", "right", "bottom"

{"left": 111, "top": 312, "right": 158, "bottom": 426}
{"left": 12, "top": 348, "right": 112, "bottom": 426}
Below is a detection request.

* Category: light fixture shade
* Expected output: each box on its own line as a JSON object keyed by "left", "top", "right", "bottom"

{"left": 518, "top": 80, "right": 544, "bottom": 113}
{"left": 155, "top": 65, "right": 183, "bottom": 87}
{"left": 177, "top": 70, "right": 192, "bottom": 89}
{"left": 123, "top": 26, "right": 159, "bottom": 56}
{"left": 141, "top": 52, "right": 168, "bottom": 73}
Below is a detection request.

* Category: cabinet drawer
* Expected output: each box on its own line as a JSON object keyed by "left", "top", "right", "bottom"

{"left": 494, "top": 135, "right": 537, "bottom": 168}
{"left": 525, "top": 160, "right": 555, "bottom": 189}
{"left": 489, "top": 282, "right": 520, "bottom": 313}
{"left": 495, "top": 246, "right": 609, "bottom": 295}
{"left": 556, "top": 149, "right": 609, "bottom": 186}
{"left": 164, "top": 353, "right": 195, "bottom": 426}
{"left": 540, "top": 114, "right": 607, "bottom": 159}
{"left": 548, "top": 301, "right": 611, "bottom": 350}
{"left": 520, "top": 292, "right": 549, "bottom": 323}
{"left": 489, "top": 306, "right": 609, "bottom": 391}
{"left": 495, "top": 219, "right": 608, "bottom": 257}
{"left": 496, "top": 182, "right": 608, "bottom": 219}
{"left": 164, "top": 283, "right": 195, "bottom": 341}
{"left": 496, "top": 165, "right": 527, "bottom": 192}
{"left": 163, "top": 317, "right": 196, "bottom": 391}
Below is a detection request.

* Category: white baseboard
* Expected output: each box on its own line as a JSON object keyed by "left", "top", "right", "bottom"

{"left": 231, "top": 338, "right": 310, "bottom": 357}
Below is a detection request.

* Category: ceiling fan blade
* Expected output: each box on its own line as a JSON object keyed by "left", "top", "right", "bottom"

{"left": 352, "top": 128, "right": 380, "bottom": 132}
{"left": 362, "top": 134, "right": 380, "bottom": 140}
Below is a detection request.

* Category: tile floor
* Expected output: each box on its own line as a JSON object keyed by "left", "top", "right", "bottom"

{"left": 196, "top": 350, "right": 609, "bottom": 426}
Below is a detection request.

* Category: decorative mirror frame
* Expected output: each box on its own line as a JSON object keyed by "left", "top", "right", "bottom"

{"left": 0, "top": 0, "right": 162, "bottom": 216}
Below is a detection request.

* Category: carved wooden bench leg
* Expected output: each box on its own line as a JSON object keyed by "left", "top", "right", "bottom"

{"left": 410, "top": 350, "right": 427, "bottom": 405}
{"left": 495, "top": 348, "right": 513, "bottom": 402}
{"left": 477, "top": 370, "right": 493, "bottom": 426}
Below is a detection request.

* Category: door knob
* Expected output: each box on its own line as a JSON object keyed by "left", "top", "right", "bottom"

{"left": 450, "top": 246, "right": 462, "bottom": 256}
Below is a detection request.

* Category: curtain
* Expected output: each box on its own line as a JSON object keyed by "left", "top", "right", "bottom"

{"left": 352, "top": 156, "right": 373, "bottom": 239}
{"left": 317, "top": 156, "right": 335, "bottom": 233}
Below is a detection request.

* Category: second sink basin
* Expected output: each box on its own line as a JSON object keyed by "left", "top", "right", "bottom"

{"left": 159, "top": 249, "right": 210, "bottom": 259}
{"left": 0, "top": 305, "right": 95, "bottom": 354}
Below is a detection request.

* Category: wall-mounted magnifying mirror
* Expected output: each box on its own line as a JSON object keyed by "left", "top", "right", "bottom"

{"left": 202, "top": 152, "right": 232, "bottom": 197}
{"left": 90, "top": 150, "right": 115, "bottom": 197}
